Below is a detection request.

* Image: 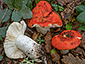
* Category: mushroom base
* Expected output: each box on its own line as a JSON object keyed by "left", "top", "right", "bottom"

{"left": 16, "top": 34, "right": 44, "bottom": 62}
{"left": 60, "top": 50, "right": 69, "bottom": 54}
{"left": 35, "top": 25, "right": 50, "bottom": 35}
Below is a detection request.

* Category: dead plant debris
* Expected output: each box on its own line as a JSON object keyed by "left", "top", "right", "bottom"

{"left": 61, "top": 53, "right": 85, "bottom": 64}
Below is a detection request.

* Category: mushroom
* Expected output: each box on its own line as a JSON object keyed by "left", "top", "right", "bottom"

{"left": 4, "top": 20, "right": 45, "bottom": 62}
{"left": 51, "top": 30, "right": 82, "bottom": 54}
{"left": 27, "top": 1, "right": 63, "bottom": 35}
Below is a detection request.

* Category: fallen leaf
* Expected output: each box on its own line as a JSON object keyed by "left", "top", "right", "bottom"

{"left": 71, "top": 47, "right": 85, "bottom": 59}
{"left": 32, "top": 31, "right": 39, "bottom": 41}
{"left": 44, "top": 44, "right": 52, "bottom": 53}
{"left": 50, "top": 49, "right": 60, "bottom": 64}
{"left": 60, "top": 0, "right": 81, "bottom": 24}
{"left": 44, "top": 31, "right": 52, "bottom": 53}
{"left": 44, "top": 31, "right": 52, "bottom": 44}
{"left": 80, "top": 32, "right": 85, "bottom": 49}
{"left": 61, "top": 53, "right": 85, "bottom": 64}
{"left": 47, "top": 59, "right": 52, "bottom": 64}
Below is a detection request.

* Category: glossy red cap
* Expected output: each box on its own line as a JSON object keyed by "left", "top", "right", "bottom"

{"left": 51, "top": 30, "right": 82, "bottom": 50}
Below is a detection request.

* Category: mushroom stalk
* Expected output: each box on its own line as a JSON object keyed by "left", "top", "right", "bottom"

{"left": 35, "top": 25, "right": 50, "bottom": 35}
{"left": 60, "top": 50, "right": 69, "bottom": 54}
{"left": 16, "top": 34, "right": 41, "bottom": 59}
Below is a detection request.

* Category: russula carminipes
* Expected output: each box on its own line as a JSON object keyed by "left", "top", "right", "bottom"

{"left": 27, "top": 1, "right": 63, "bottom": 35}
{"left": 51, "top": 30, "right": 82, "bottom": 54}
{"left": 4, "top": 20, "right": 45, "bottom": 62}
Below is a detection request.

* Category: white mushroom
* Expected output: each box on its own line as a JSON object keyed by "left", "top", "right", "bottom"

{"left": 4, "top": 20, "right": 44, "bottom": 62}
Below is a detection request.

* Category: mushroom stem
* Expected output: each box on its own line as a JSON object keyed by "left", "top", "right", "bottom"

{"left": 35, "top": 25, "right": 50, "bottom": 35}
{"left": 16, "top": 34, "right": 42, "bottom": 60}
{"left": 60, "top": 50, "right": 69, "bottom": 54}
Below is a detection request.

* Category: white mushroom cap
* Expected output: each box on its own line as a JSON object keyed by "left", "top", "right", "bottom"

{"left": 4, "top": 20, "right": 26, "bottom": 59}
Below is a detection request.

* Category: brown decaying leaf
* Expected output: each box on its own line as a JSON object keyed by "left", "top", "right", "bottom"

{"left": 51, "top": 50, "right": 60, "bottom": 64}
{"left": 50, "top": 27, "right": 61, "bottom": 33}
{"left": 0, "top": 0, "right": 5, "bottom": 11}
{"left": 60, "top": 0, "right": 81, "bottom": 24}
{"left": 32, "top": 31, "right": 39, "bottom": 41}
{"left": 44, "top": 31, "right": 52, "bottom": 44}
{"left": 0, "top": 45, "right": 3, "bottom": 53}
{"left": 8, "top": 60, "right": 12, "bottom": 64}
{"left": 12, "top": 60, "right": 19, "bottom": 64}
{"left": 44, "top": 31, "right": 52, "bottom": 53}
{"left": 47, "top": 59, "right": 52, "bottom": 64}
{"left": 57, "top": 0, "right": 75, "bottom": 6}
{"left": 44, "top": 44, "right": 52, "bottom": 53}
{"left": 61, "top": 53, "right": 85, "bottom": 64}
{"left": 26, "top": 27, "right": 34, "bottom": 36}
{"left": 71, "top": 21, "right": 80, "bottom": 30}
{"left": 71, "top": 47, "right": 85, "bottom": 59}
{"left": 80, "top": 32, "right": 85, "bottom": 49}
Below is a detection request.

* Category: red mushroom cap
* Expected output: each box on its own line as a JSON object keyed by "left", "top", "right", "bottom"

{"left": 28, "top": 1, "right": 63, "bottom": 28}
{"left": 51, "top": 30, "right": 82, "bottom": 50}
{"left": 32, "top": 1, "right": 52, "bottom": 17}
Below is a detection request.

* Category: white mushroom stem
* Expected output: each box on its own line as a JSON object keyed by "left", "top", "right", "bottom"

{"left": 16, "top": 34, "right": 41, "bottom": 59}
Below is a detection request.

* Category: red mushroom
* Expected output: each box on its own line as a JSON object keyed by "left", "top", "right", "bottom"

{"left": 51, "top": 30, "right": 82, "bottom": 54}
{"left": 27, "top": 1, "right": 63, "bottom": 34}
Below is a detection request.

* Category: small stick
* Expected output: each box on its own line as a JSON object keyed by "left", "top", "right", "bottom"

{"left": 0, "top": 8, "right": 8, "bottom": 24}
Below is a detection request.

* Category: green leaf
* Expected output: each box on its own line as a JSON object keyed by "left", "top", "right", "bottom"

{"left": 39, "top": 41, "right": 41, "bottom": 44}
{"left": 50, "top": 49, "right": 56, "bottom": 55}
{"left": 0, "top": 34, "right": 2, "bottom": 40}
{"left": 35, "top": 0, "right": 40, "bottom": 6}
{"left": 26, "top": 0, "right": 33, "bottom": 10}
{"left": 0, "top": 8, "right": 12, "bottom": 23}
{"left": 41, "top": 40, "right": 45, "bottom": 42}
{"left": 5, "top": 0, "right": 23, "bottom": 10}
{"left": 13, "top": 0, "right": 23, "bottom": 10}
{"left": 0, "top": 25, "right": 9, "bottom": 40}
{"left": 58, "top": 6, "right": 64, "bottom": 11}
{"left": 39, "top": 35, "right": 41, "bottom": 40}
{"left": 0, "top": 54, "right": 3, "bottom": 61}
{"left": 36, "top": 35, "right": 44, "bottom": 44}
{"left": 75, "top": 5, "right": 85, "bottom": 14}
{"left": 77, "top": 11, "right": 85, "bottom": 24}
{"left": 66, "top": 23, "right": 72, "bottom": 30}
{"left": 36, "top": 39, "right": 39, "bottom": 41}
{"left": 4, "top": 0, "right": 14, "bottom": 10}
{"left": 75, "top": 24, "right": 80, "bottom": 27}
{"left": 46, "top": 0, "right": 51, "bottom": 3}
{"left": 20, "top": 57, "right": 36, "bottom": 64}
{"left": 0, "top": 26, "right": 8, "bottom": 38}
{"left": 79, "top": 26, "right": 85, "bottom": 31}
{"left": 19, "top": 4, "right": 33, "bottom": 19}
{"left": 51, "top": 4, "right": 58, "bottom": 11}
{"left": 12, "top": 10, "right": 22, "bottom": 22}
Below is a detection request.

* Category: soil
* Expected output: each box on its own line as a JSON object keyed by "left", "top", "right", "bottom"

{"left": 0, "top": 0, "right": 85, "bottom": 64}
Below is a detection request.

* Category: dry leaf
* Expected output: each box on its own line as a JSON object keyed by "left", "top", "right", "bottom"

{"left": 80, "top": 32, "right": 85, "bottom": 49}
{"left": 44, "top": 31, "right": 52, "bottom": 44}
{"left": 71, "top": 47, "right": 85, "bottom": 59}
{"left": 61, "top": 53, "right": 85, "bottom": 64}
{"left": 32, "top": 31, "right": 39, "bottom": 41}
{"left": 60, "top": 0, "right": 81, "bottom": 24}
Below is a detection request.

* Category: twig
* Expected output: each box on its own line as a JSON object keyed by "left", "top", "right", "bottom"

{"left": 13, "top": 8, "right": 18, "bottom": 11}
{"left": 0, "top": 8, "right": 8, "bottom": 24}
